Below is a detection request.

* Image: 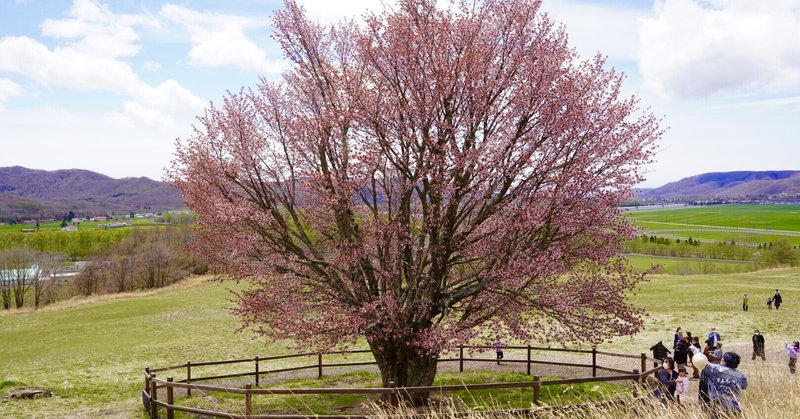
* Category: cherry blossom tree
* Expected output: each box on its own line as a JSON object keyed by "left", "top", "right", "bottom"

{"left": 169, "top": 0, "right": 661, "bottom": 395}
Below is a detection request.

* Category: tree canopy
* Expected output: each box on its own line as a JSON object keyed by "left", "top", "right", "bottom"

{"left": 169, "top": 0, "right": 661, "bottom": 389}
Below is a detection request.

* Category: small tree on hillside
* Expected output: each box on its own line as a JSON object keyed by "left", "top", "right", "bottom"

{"left": 0, "top": 247, "right": 39, "bottom": 309}
{"left": 169, "top": 0, "right": 660, "bottom": 396}
{"left": 764, "top": 239, "right": 798, "bottom": 266}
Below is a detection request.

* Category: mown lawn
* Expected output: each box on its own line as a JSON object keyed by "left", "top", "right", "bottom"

{"left": 2, "top": 268, "right": 800, "bottom": 417}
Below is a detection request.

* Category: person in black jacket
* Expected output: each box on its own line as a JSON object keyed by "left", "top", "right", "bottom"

{"left": 674, "top": 338, "right": 689, "bottom": 371}
{"left": 773, "top": 290, "right": 783, "bottom": 310}
{"left": 752, "top": 330, "right": 766, "bottom": 361}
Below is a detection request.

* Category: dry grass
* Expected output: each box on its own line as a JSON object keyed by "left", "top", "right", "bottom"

{"left": 368, "top": 365, "right": 800, "bottom": 418}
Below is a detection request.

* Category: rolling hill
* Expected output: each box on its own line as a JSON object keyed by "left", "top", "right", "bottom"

{"left": 0, "top": 166, "right": 185, "bottom": 222}
{"left": 639, "top": 170, "right": 800, "bottom": 203}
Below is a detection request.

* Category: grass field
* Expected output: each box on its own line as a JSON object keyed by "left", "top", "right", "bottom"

{"left": 0, "top": 218, "right": 162, "bottom": 233}
{"left": 626, "top": 204, "right": 800, "bottom": 245}
{"left": 626, "top": 204, "right": 800, "bottom": 231}
{"left": 2, "top": 267, "right": 800, "bottom": 417}
{"left": 625, "top": 254, "right": 758, "bottom": 275}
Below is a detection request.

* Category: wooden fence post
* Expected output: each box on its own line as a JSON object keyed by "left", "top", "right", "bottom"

{"left": 632, "top": 369, "right": 640, "bottom": 398}
{"left": 150, "top": 373, "right": 159, "bottom": 419}
{"left": 532, "top": 375, "right": 541, "bottom": 406}
{"left": 255, "top": 356, "right": 260, "bottom": 387}
{"left": 527, "top": 345, "right": 532, "bottom": 376}
{"left": 245, "top": 384, "right": 253, "bottom": 416}
{"left": 641, "top": 353, "right": 646, "bottom": 377}
{"left": 318, "top": 353, "right": 323, "bottom": 379}
{"left": 592, "top": 346, "right": 597, "bottom": 378}
{"left": 186, "top": 361, "right": 192, "bottom": 397}
{"left": 144, "top": 367, "right": 150, "bottom": 394}
{"left": 166, "top": 377, "right": 174, "bottom": 419}
{"left": 459, "top": 345, "right": 464, "bottom": 373}
{"left": 387, "top": 380, "right": 398, "bottom": 408}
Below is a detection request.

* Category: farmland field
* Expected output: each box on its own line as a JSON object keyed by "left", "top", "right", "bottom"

{"left": 0, "top": 218, "right": 162, "bottom": 233}
{"left": 626, "top": 204, "right": 800, "bottom": 245}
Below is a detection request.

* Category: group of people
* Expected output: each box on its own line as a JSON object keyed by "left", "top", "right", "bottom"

{"left": 656, "top": 326, "right": 748, "bottom": 418}
{"left": 656, "top": 323, "right": 800, "bottom": 417}
{"left": 746, "top": 289, "right": 784, "bottom": 311}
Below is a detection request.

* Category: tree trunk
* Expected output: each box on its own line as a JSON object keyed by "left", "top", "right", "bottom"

{"left": 369, "top": 337, "right": 439, "bottom": 406}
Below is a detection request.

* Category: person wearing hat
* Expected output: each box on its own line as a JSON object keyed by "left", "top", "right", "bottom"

{"left": 752, "top": 330, "right": 766, "bottom": 361}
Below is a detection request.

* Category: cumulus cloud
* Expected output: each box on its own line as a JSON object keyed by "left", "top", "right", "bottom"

{"left": 40, "top": 0, "right": 158, "bottom": 58}
{"left": 0, "top": 0, "right": 203, "bottom": 126}
{"left": 0, "top": 78, "right": 24, "bottom": 111}
{"left": 161, "top": 4, "right": 285, "bottom": 74}
{"left": 639, "top": 0, "right": 800, "bottom": 99}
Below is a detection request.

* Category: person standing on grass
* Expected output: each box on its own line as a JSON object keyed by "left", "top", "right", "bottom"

{"left": 707, "top": 327, "right": 721, "bottom": 347}
{"left": 493, "top": 337, "right": 505, "bottom": 365}
{"left": 673, "top": 327, "right": 683, "bottom": 349}
{"left": 786, "top": 341, "right": 799, "bottom": 374}
{"left": 742, "top": 293, "right": 749, "bottom": 311}
{"left": 773, "top": 289, "right": 783, "bottom": 310}
{"left": 767, "top": 297, "right": 773, "bottom": 310}
{"left": 675, "top": 367, "right": 690, "bottom": 402}
{"left": 689, "top": 347, "right": 748, "bottom": 418}
{"left": 674, "top": 338, "right": 689, "bottom": 372}
{"left": 711, "top": 342, "right": 723, "bottom": 364}
{"left": 690, "top": 336, "right": 702, "bottom": 379}
{"left": 752, "top": 330, "right": 766, "bottom": 361}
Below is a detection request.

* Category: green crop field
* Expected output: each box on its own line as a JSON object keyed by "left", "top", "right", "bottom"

{"left": 3, "top": 267, "right": 800, "bottom": 417}
{"left": 0, "top": 218, "right": 162, "bottom": 234}
{"left": 625, "top": 204, "right": 800, "bottom": 245}
{"left": 625, "top": 204, "right": 800, "bottom": 231}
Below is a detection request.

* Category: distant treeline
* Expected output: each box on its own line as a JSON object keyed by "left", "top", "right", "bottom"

{"left": 0, "top": 226, "right": 206, "bottom": 310}
{"left": 624, "top": 234, "right": 799, "bottom": 267}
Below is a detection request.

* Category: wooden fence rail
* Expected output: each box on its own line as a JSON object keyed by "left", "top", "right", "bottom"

{"left": 143, "top": 346, "right": 659, "bottom": 419}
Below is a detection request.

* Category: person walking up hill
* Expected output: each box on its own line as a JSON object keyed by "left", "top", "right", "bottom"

{"left": 752, "top": 330, "right": 766, "bottom": 361}
{"left": 773, "top": 290, "right": 783, "bottom": 310}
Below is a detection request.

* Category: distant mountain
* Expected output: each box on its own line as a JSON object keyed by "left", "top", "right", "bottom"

{"left": 0, "top": 166, "right": 185, "bottom": 222}
{"left": 639, "top": 170, "right": 800, "bottom": 203}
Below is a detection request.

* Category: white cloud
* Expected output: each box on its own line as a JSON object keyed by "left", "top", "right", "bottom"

{"left": 40, "top": 0, "right": 159, "bottom": 58}
{"left": 110, "top": 80, "right": 205, "bottom": 128}
{"left": 639, "top": 0, "right": 800, "bottom": 99}
{"left": 0, "top": 78, "right": 24, "bottom": 111}
{"left": 0, "top": 0, "right": 202, "bottom": 127}
{"left": 0, "top": 106, "right": 188, "bottom": 180}
{"left": 161, "top": 4, "right": 285, "bottom": 74}
{"left": 542, "top": 1, "right": 646, "bottom": 62}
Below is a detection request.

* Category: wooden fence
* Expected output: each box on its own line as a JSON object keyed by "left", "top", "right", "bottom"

{"left": 142, "top": 345, "right": 661, "bottom": 419}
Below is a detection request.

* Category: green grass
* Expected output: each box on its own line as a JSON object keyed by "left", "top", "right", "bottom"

{"left": 625, "top": 254, "right": 758, "bottom": 275}
{"left": 626, "top": 204, "right": 800, "bottom": 231}
{"left": 169, "top": 370, "right": 625, "bottom": 417}
{"left": 0, "top": 218, "right": 161, "bottom": 233}
{"left": 3, "top": 267, "right": 800, "bottom": 417}
{"left": 626, "top": 204, "right": 800, "bottom": 245}
{"left": 0, "top": 278, "right": 272, "bottom": 418}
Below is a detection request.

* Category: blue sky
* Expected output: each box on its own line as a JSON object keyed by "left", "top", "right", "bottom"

{"left": 1, "top": 0, "right": 799, "bottom": 188}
